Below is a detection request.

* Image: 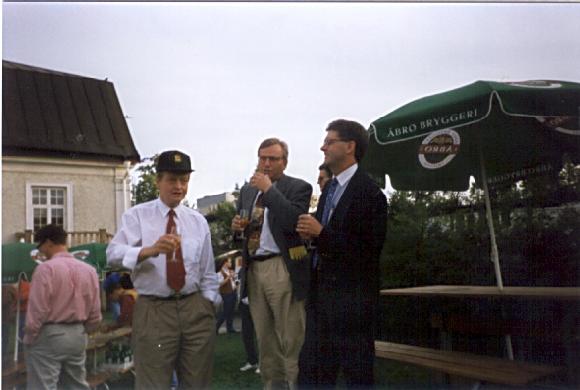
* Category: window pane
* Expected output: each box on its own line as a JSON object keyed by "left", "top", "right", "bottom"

{"left": 50, "top": 189, "right": 65, "bottom": 205}
{"left": 51, "top": 208, "right": 64, "bottom": 227}
{"left": 39, "top": 190, "right": 47, "bottom": 205}
{"left": 32, "top": 188, "right": 46, "bottom": 205}
{"left": 34, "top": 208, "right": 47, "bottom": 231}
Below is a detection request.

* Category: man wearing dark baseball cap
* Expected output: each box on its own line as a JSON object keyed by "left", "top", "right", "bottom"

{"left": 107, "top": 150, "right": 219, "bottom": 389}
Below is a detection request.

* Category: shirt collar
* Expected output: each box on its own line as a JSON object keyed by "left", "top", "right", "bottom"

{"left": 156, "top": 198, "right": 183, "bottom": 219}
{"left": 335, "top": 163, "right": 358, "bottom": 187}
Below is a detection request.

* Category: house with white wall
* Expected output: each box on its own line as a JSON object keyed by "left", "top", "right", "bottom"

{"left": 2, "top": 60, "right": 141, "bottom": 244}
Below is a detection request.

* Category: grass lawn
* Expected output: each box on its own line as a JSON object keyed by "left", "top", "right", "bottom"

{"left": 109, "top": 332, "right": 433, "bottom": 389}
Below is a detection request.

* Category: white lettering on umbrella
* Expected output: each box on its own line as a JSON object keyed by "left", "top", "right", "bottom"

{"left": 418, "top": 129, "right": 461, "bottom": 170}
{"left": 507, "top": 81, "right": 562, "bottom": 89}
{"left": 535, "top": 116, "right": 580, "bottom": 136}
{"left": 420, "top": 109, "right": 478, "bottom": 131}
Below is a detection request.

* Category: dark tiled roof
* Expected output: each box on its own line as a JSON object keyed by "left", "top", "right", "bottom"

{"left": 2, "top": 60, "right": 140, "bottom": 163}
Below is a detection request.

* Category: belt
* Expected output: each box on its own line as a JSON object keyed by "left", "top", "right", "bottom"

{"left": 44, "top": 321, "right": 83, "bottom": 325}
{"left": 250, "top": 253, "right": 280, "bottom": 262}
{"left": 141, "top": 292, "right": 196, "bottom": 301}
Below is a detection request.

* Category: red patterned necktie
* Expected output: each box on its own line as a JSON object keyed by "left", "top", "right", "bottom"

{"left": 166, "top": 209, "right": 185, "bottom": 292}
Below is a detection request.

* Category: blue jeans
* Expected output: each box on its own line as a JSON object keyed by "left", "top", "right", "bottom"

{"left": 216, "top": 292, "right": 236, "bottom": 332}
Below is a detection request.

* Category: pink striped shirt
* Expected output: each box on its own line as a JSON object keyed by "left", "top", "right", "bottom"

{"left": 24, "top": 251, "right": 102, "bottom": 344}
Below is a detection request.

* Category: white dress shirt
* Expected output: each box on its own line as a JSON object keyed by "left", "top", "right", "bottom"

{"left": 327, "top": 163, "right": 358, "bottom": 220}
{"left": 106, "top": 198, "right": 219, "bottom": 302}
{"left": 254, "top": 190, "right": 281, "bottom": 256}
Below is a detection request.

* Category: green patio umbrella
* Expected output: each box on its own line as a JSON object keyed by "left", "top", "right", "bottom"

{"left": 2, "top": 242, "right": 41, "bottom": 362}
{"left": 69, "top": 243, "right": 109, "bottom": 274}
{"left": 363, "top": 80, "right": 580, "bottom": 289}
{"left": 2, "top": 242, "right": 40, "bottom": 284}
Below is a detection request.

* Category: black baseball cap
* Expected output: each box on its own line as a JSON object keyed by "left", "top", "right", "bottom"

{"left": 156, "top": 150, "right": 194, "bottom": 173}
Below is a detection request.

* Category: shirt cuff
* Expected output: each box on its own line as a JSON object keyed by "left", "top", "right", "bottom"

{"left": 122, "top": 247, "right": 143, "bottom": 270}
{"left": 202, "top": 290, "right": 219, "bottom": 304}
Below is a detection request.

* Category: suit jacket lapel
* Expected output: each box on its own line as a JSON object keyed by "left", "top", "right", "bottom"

{"left": 244, "top": 186, "right": 259, "bottom": 213}
{"left": 328, "top": 168, "right": 363, "bottom": 226}
{"left": 267, "top": 175, "right": 287, "bottom": 227}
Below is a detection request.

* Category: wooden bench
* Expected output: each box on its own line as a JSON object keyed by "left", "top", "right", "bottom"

{"left": 375, "top": 341, "right": 564, "bottom": 386}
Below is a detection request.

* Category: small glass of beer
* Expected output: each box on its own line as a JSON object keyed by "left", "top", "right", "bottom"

{"left": 239, "top": 209, "right": 250, "bottom": 239}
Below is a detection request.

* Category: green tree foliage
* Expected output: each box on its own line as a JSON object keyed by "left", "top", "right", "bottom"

{"left": 206, "top": 202, "right": 237, "bottom": 256}
{"left": 381, "top": 165, "right": 580, "bottom": 289}
{"left": 132, "top": 156, "right": 158, "bottom": 205}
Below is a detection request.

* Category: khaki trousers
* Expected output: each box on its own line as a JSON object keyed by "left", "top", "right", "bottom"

{"left": 132, "top": 292, "right": 216, "bottom": 390}
{"left": 26, "top": 323, "right": 89, "bottom": 390}
{"left": 248, "top": 256, "right": 305, "bottom": 385}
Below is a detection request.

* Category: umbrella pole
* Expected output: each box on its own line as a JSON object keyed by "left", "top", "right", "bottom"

{"left": 479, "top": 153, "right": 504, "bottom": 290}
{"left": 14, "top": 272, "right": 28, "bottom": 363}
{"left": 479, "top": 153, "right": 514, "bottom": 360}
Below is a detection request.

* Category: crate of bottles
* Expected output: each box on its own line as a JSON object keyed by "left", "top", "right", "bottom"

{"left": 101, "top": 342, "right": 133, "bottom": 371}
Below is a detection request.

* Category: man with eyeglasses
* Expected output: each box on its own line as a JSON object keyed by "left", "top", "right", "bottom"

{"left": 231, "top": 138, "right": 312, "bottom": 389}
{"left": 24, "top": 224, "right": 101, "bottom": 390}
{"left": 297, "top": 119, "right": 388, "bottom": 388}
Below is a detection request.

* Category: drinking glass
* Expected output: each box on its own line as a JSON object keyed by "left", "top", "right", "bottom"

{"left": 239, "top": 209, "right": 250, "bottom": 239}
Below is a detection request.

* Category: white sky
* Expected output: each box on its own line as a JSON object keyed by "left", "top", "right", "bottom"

{"left": 3, "top": 2, "right": 580, "bottom": 205}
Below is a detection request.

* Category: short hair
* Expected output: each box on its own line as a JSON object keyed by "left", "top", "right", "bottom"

{"left": 326, "top": 119, "right": 369, "bottom": 162}
{"left": 258, "top": 138, "right": 289, "bottom": 162}
{"left": 119, "top": 273, "right": 134, "bottom": 290}
{"left": 34, "top": 224, "right": 67, "bottom": 246}
{"left": 318, "top": 163, "right": 332, "bottom": 178}
{"left": 105, "top": 281, "right": 123, "bottom": 296}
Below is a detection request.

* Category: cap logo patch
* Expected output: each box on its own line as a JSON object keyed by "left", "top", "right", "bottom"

{"left": 174, "top": 154, "right": 182, "bottom": 163}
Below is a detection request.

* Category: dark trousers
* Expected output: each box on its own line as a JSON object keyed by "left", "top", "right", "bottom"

{"left": 299, "top": 287, "right": 375, "bottom": 389}
{"left": 216, "top": 292, "right": 237, "bottom": 332}
{"left": 240, "top": 301, "right": 258, "bottom": 365}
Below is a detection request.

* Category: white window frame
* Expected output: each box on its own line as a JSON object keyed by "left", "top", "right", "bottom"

{"left": 26, "top": 182, "right": 74, "bottom": 231}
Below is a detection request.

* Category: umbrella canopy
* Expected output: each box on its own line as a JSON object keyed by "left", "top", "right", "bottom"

{"left": 2, "top": 243, "right": 41, "bottom": 284}
{"left": 69, "top": 243, "right": 109, "bottom": 274}
{"left": 364, "top": 80, "right": 580, "bottom": 191}
{"left": 363, "top": 80, "right": 580, "bottom": 291}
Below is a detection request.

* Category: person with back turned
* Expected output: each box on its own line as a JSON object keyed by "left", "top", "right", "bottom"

{"left": 297, "top": 119, "right": 388, "bottom": 388}
{"left": 24, "top": 224, "right": 101, "bottom": 390}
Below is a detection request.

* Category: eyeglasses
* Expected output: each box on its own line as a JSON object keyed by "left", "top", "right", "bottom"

{"left": 259, "top": 156, "right": 283, "bottom": 163}
{"left": 322, "top": 138, "right": 349, "bottom": 147}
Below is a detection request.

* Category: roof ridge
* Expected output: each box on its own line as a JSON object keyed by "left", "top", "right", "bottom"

{"left": 2, "top": 59, "right": 108, "bottom": 82}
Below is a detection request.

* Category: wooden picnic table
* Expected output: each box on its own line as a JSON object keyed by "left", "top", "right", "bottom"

{"left": 376, "top": 285, "right": 577, "bottom": 386}
{"left": 381, "top": 285, "right": 580, "bottom": 300}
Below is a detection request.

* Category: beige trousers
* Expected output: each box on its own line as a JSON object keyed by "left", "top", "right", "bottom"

{"left": 132, "top": 293, "right": 216, "bottom": 390}
{"left": 248, "top": 256, "right": 305, "bottom": 386}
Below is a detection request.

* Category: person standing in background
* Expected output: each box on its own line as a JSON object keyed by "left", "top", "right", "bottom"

{"left": 317, "top": 163, "right": 332, "bottom": 193}
{"left": 216, "top": 257, "right": 238, "bottom": 334}
{"left": 25, "top": 224, "right": 101, "bottom": 390}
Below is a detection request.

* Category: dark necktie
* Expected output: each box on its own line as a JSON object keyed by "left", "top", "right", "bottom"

{"left": 313, "top": 178, "right": 339, "bottom": 269}
{"left": 166, "top": 209, "right": 185, "bottom": 292}
{"left": 321, "top": 178, "right": 339, "bottom": 226}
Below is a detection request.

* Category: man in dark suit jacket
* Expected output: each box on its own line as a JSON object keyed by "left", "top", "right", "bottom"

{"left": 232, "top": 138, "right": 312, "bottom": 389}
{"left": 297, "top": 119, "right": 388, "bottom": 388}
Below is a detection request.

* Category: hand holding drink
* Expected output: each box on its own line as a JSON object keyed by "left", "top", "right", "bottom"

{"left": 238, "top": 209, "right": 249, "bottom": 239}
{"left": 169, "top": 225, "right": 181, "bottom": 262}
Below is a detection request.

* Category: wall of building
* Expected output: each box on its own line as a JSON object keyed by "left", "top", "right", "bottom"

{"left": 2, "top": 157, "right": 131, "bottom": 243}
{"left": 197, "top": 192, "right": 236, "bottom": 215}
